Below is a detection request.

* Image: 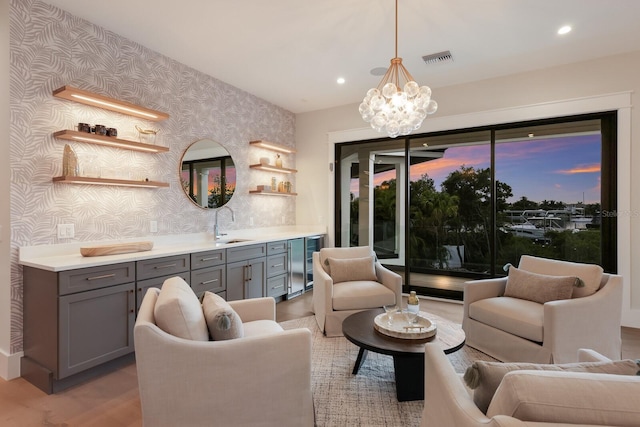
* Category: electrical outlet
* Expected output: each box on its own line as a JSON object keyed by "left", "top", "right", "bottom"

{"left": 150, "top": 220, "right": 158, "bottom": 233}
{"left": 57, "top": 224, "right": 75, "bottom": 239}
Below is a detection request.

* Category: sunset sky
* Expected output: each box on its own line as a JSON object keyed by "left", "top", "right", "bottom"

{"left": 359, "top": 133, "right": 601, "bottom": 205}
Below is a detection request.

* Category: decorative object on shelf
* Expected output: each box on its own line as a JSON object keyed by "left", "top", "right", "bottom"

{"left": 77, "top": 122, "right": 91, "bottom": 133}
{"left": 62, "top": 144, "right": 79, "bottom": 176}
{"left": 249, "top": 140, "right": 296, "bottom": 154}
{"left": 94, "top": 124, "right": 107, "bottom": 135}
{"left": 358, "top": 0, "right": 438, "bottom": 138}
{"left": 53, "top": 130, "right": 169, "bottom": 153}
{"left": 135, "top": 125, "right": 159, "bottom": 144}
{"left": 257, "top": 185, "right": 271, "bottom": 191}
{"left": 53, "top": 85, "right": 169, "bottom": 121}
{"left": 106, "top": 127, "right": 118, "bottom": 137}
{"left": 82, "top": 154, "right": 100, "bottom": 178}
{"left": 275, "top": 154, "right": 283, "bottom": 168}
{"left": 271, "top": 177, "right": 277, "bottom": 188}
{"left": 259, "top": 157, "right": 270, "bottom": 165}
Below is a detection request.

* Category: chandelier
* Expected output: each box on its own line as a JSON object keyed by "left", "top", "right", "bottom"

{"left": 359, "top": 0, "right": 437, "bottom": 138}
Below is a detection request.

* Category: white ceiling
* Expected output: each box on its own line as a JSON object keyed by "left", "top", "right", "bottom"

{"left": 41, "top": 0, "right": 640, "bottom": 114}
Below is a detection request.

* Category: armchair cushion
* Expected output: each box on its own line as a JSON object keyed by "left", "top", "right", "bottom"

{"left": 468, "top": 296, "right": 543, "bottom": 342}
{"left": 518, "top": 255, "right": 603, "bottom": 298}
{"left": 465, "top": 358, "right": 640, "bottom": 413}
{"left": 503, "top": 266, "right": 576, "bottom": 304}
{"left": 153, "top": 276, "right": 209, "bottom": 341}
{"left": 202, "top": 291, "right": 244, "bottom": 341}
{"left": 327, "top": 255, "right": 377, "bottom": 283}
{"left": 332, "top": 280, "right": 396, "bottom": 311}
{"left": 486, "top": 370, "right": 640, "bottom": 425}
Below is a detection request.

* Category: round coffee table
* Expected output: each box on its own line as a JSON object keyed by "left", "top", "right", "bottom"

{"left": 342, "top": 308, "right": 465, "bottom": 401}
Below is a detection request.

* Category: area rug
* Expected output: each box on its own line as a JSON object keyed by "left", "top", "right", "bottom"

{"left": 280, "top": 315, "right": 496, "bottom": 427}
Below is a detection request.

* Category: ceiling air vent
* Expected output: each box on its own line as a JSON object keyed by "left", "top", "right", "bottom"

{"left": 422, "top": 50, "right": 453, "bottom": 65}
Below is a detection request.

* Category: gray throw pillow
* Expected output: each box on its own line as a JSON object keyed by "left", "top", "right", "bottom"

{"left": 202, "top": 291, "right": 244, "bottom": 341}
{"left": 503, "top": 266, "right": 578, "bottom": 304}
{"left": 464, "top": 358, "right": 640, "bottom": 414}
{"left": 327, "top": 255, "right": 377, "bottom": 283}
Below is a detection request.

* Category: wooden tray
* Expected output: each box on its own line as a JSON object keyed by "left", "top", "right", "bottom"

{"left": 80, "top": 241, "right": 154, "bottom": 257}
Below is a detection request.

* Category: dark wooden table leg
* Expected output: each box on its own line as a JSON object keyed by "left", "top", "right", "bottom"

{"left": 352, "top": 347, "right": 368, "bottom": 374}
{"left": 392, "top": 353, "right": 425, "bottom": 401}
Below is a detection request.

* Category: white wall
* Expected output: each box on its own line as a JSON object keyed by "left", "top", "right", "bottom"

{"left": 0, "top": 0, "right": 16, "bottom": 379}
{"left": 296, "top": 51, "right": 640, "bottom": 327}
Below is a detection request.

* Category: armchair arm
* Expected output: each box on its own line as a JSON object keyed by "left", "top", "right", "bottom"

{"left": 312, "top": 252, "right": 333, "bottom": 331}
{"left": 229, "top": 297, "right": 275, "bottom": 322}
{"left": 544, "top": 274, "right": 623, "bottom": 363}
{"left": 422, "top": 343, "right": 525, "bottom": 427}
{"left": 462, "top": 278, "right": 507, "bottom": 329}
{"left": 135, "top": 322, "right": 313, "bottom": 427}
{"left": 375, "top": 262, "right": 403, "bottom": 306}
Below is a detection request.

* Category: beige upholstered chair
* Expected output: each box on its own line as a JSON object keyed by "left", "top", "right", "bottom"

{"left": 312, "top": 246, "right": 402, "bottom": 337}
{"left": 134, "top": 286, "right": 314, "bottom": 427}
{"left": 421, "top": 343, "right": 640, "bottom": 427}
{"left": 463, "top": 255, "right": 623, "bottom": 363}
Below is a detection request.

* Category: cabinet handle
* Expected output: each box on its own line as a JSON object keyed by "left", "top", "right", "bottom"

{"left": 248, "top": 265, "right": 253, "bottom": 281}
{"left": 272, "top": 263, "right": 284, "bottom": 268}
{"left": 272, "top": 284, "right": 284, "bottom": 290}
{"left": 201, "top": 279, "right": 219, "bottom": 285}
{"left": 154, "top": 263, "right": 177, "bottom": 269}
{"left": 86, "top": 273, "right": 115, "bottom": 281}
{"left": 200, "top": 257, "right": 220, "bottom": 262}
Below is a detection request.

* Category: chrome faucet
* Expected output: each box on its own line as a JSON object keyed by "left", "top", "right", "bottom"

{"left": 213, "top": 205, "right": 234, "bottom": 239}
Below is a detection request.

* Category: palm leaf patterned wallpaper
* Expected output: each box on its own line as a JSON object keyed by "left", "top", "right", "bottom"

{"left": 9, "top": 0, "right": 296, "bottom": 353}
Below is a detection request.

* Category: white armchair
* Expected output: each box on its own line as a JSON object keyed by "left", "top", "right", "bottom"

{"left": 462, "top": 255, "right": 623, "bottom": 363}
{"left": 134, "top": 287, "right": 314, "bottom": 427}
{"left": 421, "top": 344, "right": 640, "bottom": 427}
{"left": 312, "top": 246, "right": 402, "bottom": 337}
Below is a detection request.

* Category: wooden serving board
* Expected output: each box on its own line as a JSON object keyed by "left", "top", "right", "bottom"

{"left": 80, "top": 241, "right": 154, "bottom": 257}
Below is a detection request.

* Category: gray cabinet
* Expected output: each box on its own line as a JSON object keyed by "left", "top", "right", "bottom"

{"left": 190, "top": 249, "right": 226, "bottom": 299}
{"left": 136, "top": 255, "right": 190, "bottom": 310}
{"left": 22, "top": 263, "right": 136, "bottom": 394}
{"left": 266, "top": 240, "right": 288, "bottom": 299}
{"left": 226, "top": 243, "right": 266, "bottom": 301}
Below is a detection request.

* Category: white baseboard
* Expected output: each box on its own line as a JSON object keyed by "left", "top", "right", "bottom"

{"left": 0, "top": 349, "right": 22, "bottom": 380}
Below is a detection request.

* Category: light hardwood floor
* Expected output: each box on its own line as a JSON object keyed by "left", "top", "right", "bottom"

{"left": 1, "top": 292, "right": 638, "bottom": 427}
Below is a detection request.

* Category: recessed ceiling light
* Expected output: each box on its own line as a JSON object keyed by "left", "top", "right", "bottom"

{"left": 337, "top": 77, "right": 346, "bottom": 84}
{"left": 558, "top": 25, "right": 572, "bottom": 35}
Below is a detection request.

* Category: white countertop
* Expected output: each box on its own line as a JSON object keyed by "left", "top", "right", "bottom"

{"left": 19, "top": 226, "right": 327, "bottom": 272}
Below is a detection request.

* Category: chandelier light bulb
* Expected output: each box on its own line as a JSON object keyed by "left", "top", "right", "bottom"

{"left": 359, "top": 0, "right": 438, "bottom": 138}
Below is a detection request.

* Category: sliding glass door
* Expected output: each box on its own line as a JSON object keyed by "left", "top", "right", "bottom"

{"left": 335, "top": 112, "right": 616, "bottom": 300}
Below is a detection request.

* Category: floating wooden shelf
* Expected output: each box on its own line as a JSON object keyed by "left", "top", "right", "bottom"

{"left": 52, "top": 176, "right": 169, "bottom": 188}
{"left": 53, "top": 86, "right": 169, "bottom": 121}
{"left": 250, "top": 164, "right": 297, "bottom": 174}
{"left": 54, "top": 130, "right": 169, "bottom": 153}
{"left": 249, "top": 190, "right": 297, "bottom": 196}
{"left": 249, "top": 140, "right": 296, "bottom": 154}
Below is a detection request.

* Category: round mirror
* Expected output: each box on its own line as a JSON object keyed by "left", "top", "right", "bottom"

{"left": 179, "top": 139, "right": 236, "bottom": 209}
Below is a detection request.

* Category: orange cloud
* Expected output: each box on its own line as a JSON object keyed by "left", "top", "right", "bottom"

{"left": 556, "top": 164, "right": 600, "bottom": 174}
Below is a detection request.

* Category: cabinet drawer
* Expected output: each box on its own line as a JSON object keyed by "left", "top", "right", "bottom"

{"left": 226, "top": 243, "right": 267, "bottom": 263}
{"left": 266, "top": 253, "right": 288, "bottom": 278}
{"left": 136, "top": 255, "right": 190, "bottom": 281}
{"left": 59, "top": 262, "right": 135, "bottom": 295}
{"left": 191, "top": 265, "right": 225, "bottom": 298}
{"left": 266, "top": 275, "right": 288, "bottom": 298}
{"left": 191, "top": 249, "right": 225, "bottom": 270}
{"left": 136, "top": 272, "right": 190, "bottom": 311}
{"left": 267, "top": 240, "right": 287, "bottom": 255}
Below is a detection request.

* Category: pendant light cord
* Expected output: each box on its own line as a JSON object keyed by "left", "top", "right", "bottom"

{"left": 395, "top": 0, "right": 399, "bottom": 59}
